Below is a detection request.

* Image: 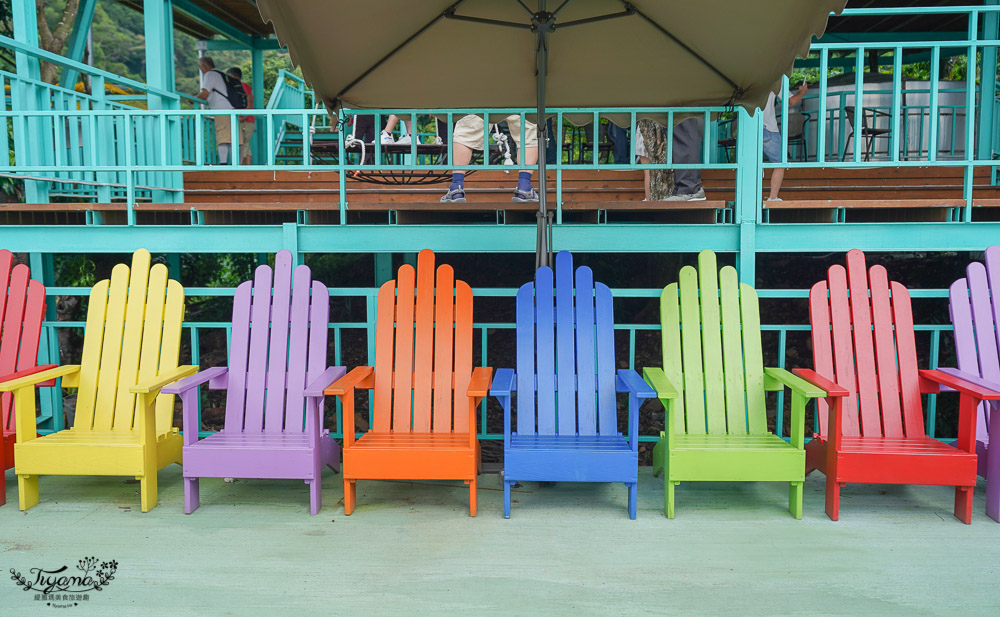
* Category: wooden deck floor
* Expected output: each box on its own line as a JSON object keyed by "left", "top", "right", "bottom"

{"left": 2, "top": 467, "right": 999, "bottom": 616}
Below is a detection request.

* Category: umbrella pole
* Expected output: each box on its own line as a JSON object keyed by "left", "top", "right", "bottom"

{"left": 534, "top": 4, "right": 552, "bottom": 269}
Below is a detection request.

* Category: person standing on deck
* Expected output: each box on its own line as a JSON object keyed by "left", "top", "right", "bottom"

{"left": 195, "top": 56, "right": 238, "bottom": 164}
{"left": 441, "top": 114, "right": 539, "bottom": 203}
{"left": 762, "top": 82, "right": 809, "bottom": 201}
{"left": 227, "top": 67, "right": 255, "bottom": 166}
{"left": 663, "top": 117, "right": 706, "bottom": 201}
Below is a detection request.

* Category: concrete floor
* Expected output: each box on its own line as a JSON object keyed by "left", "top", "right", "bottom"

{"left": 2, "top": 466, "right": 999, "bottom": 617}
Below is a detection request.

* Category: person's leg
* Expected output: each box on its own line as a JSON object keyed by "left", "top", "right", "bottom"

{"left": 435, "top": 118, "right": 448, "bottom": 145}
{"left": 508, "top": 115, "right": 539, "bottom": 201}
{"left": 640, "top": 155, "right": 651, "bottom": 201}
{"left": 607, "top": 121, "right": 629, "bottom": 165}
{"left": 670, "top": 117, "right": 705, "bottom": 198}
{"left": 442, "top": 115, "right": 484, "bottom": 202}
{"left": 382, "top": 114, "right": 399, "bottom": 144}
{"left": 354, "top": 114, "right": 375, "bottom": 142}
{"left": 241, "top": 121, "right": 254, "bottom": 165}
{"left": 768, "top": 168, "right": 785, "bottom": 200}
{"left": 763, "top": 129, "right": 784, "bottom": 200}
{"left": 545, "top": 117, "right": 558, "bottom": 164}
{"left": 213, "top": 115, "right": 228, "bottom": 164}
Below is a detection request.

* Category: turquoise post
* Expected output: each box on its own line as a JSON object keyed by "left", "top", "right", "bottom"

{"left": 11, "top": 0, "right": 50, "bottom": 204}
{"left": 252, "top": 41, "right": 265, "bottom": 165}
{"left": 734, "top": 106, "right": 763, "bottom": 285}
{"left": 144, "top": 0, "right": 182, "bottom": 205}
{"left": 978, "top": 1, "right": 998, "bottom": 163}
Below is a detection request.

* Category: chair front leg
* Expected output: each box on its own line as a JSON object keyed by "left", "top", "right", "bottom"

{"left": 14, "top": 387, "right": 40, "bottom": 510}
{"left": 138, "top": 391, "right": 159, "bottom": 513}
{"left": 986, "top": 402, "right": 1000, "bottom": 522}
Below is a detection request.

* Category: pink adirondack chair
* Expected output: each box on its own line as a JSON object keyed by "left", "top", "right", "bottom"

{"left": 162, "top": 251, "right": 345, "bottom": 515}
{"left": 1, "top": 250, "right": 48, "bottom": 507}
{"left": 945, "top": 245, "right": 1000, "bottom": 522}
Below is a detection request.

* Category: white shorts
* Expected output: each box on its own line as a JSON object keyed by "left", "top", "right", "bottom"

{"left": 453, "top": 114, "right": 538, "bottom": 150}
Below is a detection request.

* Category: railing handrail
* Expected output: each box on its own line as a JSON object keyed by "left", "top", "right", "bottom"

{"left": 266, "top": 69, "right": 307, "bottom": 110}
{"left": 0, "top": 35, "right": 179, "bottom": 102}
{"left": 837, "top": 5, "right": 1000, "bottom": 16}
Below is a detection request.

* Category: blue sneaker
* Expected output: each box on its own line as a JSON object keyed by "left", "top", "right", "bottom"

{"left": 512, "top": 187, "right": 539, "bottom": 202}
{"left": 440, "top": 188, "right": 466, "bottom": 203}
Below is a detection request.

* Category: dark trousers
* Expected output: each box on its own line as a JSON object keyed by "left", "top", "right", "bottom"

{"left": 673, "top": 117, "right": 704, "bottom": 194}
{"left": 607, "top": 122, "right": 631, "bottom": 165}
{"left": 352, "top": 114, "right": 389, "bottom": 143}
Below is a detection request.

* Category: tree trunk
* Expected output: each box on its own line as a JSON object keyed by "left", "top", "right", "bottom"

{"left": 37, "top": 0, "right": 81, "bottom": 84}
{"left": 638, "top": 119, "right": 674, "bottom": 200}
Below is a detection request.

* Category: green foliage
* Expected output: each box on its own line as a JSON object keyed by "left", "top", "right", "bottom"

{"left": 54, "top": 254, "right": 98, "bottom": 288}
{"left": 180, "top": 253, "right": 257, "bottom": 322}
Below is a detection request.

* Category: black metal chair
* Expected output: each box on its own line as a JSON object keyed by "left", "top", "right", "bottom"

{"left": 842, "top": 106, "right": 892, "bottom": 161}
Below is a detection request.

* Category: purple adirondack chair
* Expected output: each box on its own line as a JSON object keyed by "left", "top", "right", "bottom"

{"left": 944, "top": 245, "right": 1000, "bottom": 522}
{"left": 163, "top": 251, "right": 345, "bottom": 515}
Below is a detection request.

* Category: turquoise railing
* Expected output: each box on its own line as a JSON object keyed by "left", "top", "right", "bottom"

{"left": 31, "top": 275, "right": 958, "bottom": 444}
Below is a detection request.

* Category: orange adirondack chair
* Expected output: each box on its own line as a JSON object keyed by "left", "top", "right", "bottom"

{"left": 326, "top": 249, "right": 492, "bottom": 516}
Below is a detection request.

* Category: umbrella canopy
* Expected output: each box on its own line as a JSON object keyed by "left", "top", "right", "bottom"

{"left": 257, "top": 0, "right": 845, "bottom": 265}
{"left": 258, "top": 0, "right": 843, "bottom": 115}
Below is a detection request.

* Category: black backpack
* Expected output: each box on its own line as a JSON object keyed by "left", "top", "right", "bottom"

{"left": 210, "top": 69, "right": 248, "bottom": 109}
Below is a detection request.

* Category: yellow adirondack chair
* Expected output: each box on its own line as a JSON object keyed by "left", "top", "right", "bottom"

{"left": 0, "top": 250, "right": 197, "bottom": 512}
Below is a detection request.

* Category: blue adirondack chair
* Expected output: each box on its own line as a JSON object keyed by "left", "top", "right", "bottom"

{"left": 491, "top": 251, "right": 656, "bottom": 519}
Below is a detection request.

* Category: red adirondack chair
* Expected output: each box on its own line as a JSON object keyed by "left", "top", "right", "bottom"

{"left": 0, "top": 250, "right": 48, "bottom": 507}
{"left": 796, "top": 249, "right": 1000, "bottom": 523}
{"left": 326, "top": 249, "right": 492, "bottom": 516}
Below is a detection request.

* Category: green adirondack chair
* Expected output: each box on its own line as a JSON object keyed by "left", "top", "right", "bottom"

{"left": 643, "top": 250, "right": 832, "bottom": 518}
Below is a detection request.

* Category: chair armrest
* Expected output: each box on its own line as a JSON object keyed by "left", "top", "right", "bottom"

{"left": 936, "top": 367, "right": 1000, "bottom": 393}
{"left": 304, "top": 366, "right": 348, "bottom": 397}
{"left": 617, "top": 369, "right": 657, "bottom": 399}
{"left": 325, "top": 366, "right": 374, "bottom": 396}
{"left": 764, "top": 367, "right": 828, "bottom": 398}
{"left": 0, "top": 365, "right": 80, "bottom": 392}
{"left": 467, "top": 367, "right": 493, "bottom": 398}
{"left": 130, "top": 365, "right": 199, "bottom": 394}
{"left": 920, "top": 369, "right": 1000, "bottom": 400}
{"left": 791, "top": 369, "right": 851, "bottom": 398}
{"left": 489, "top": 368, "right": 516, "bottom": 397}
{"left": 642, "top": 367, "right": 679, "bottom": 399}
{"left": 0, "top": 364, "right": 58, "bottom": 388}
{"left": 161, "top": 366, "right": 228, "bottom": 395}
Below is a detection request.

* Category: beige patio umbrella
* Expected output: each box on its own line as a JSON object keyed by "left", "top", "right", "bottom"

{"left": 257, "top": 0, "right": 845, "bottom": 266}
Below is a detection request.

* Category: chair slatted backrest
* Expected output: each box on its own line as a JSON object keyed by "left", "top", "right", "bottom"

{"left": 660, "top": 250, "right": 766, "bottom": 435}
{"left": 372, "top": 249, "right": 473, "bottom": 434}
{"left": 74, "top": 250, "right": 184, "bottom": 435}
{"left": 809, "top": 249, "right": 924, "bottom": 439}
{"left": 949, "top": 245, "right": 1000, "bottom": 441}
{"left": 514, "top": 251, "right": 617, "bottom": 436}
{"left": 224, "top": 251, "right": 330, "bottom": 433}
{"left": 1, "top": 250, "right": 45, "bottom": 434}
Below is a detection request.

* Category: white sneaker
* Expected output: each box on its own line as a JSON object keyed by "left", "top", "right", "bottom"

{"left": 380, "top": 130, "right": 395, "bottom": 145}
{"left": 396, "top": 134, "right": 412, "bottom": 146}
{"left": 766, "top": 196, "right": 782, "bottom": 202}
{"left": 433, "top": 136, "right": 444, "bottom": 146}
